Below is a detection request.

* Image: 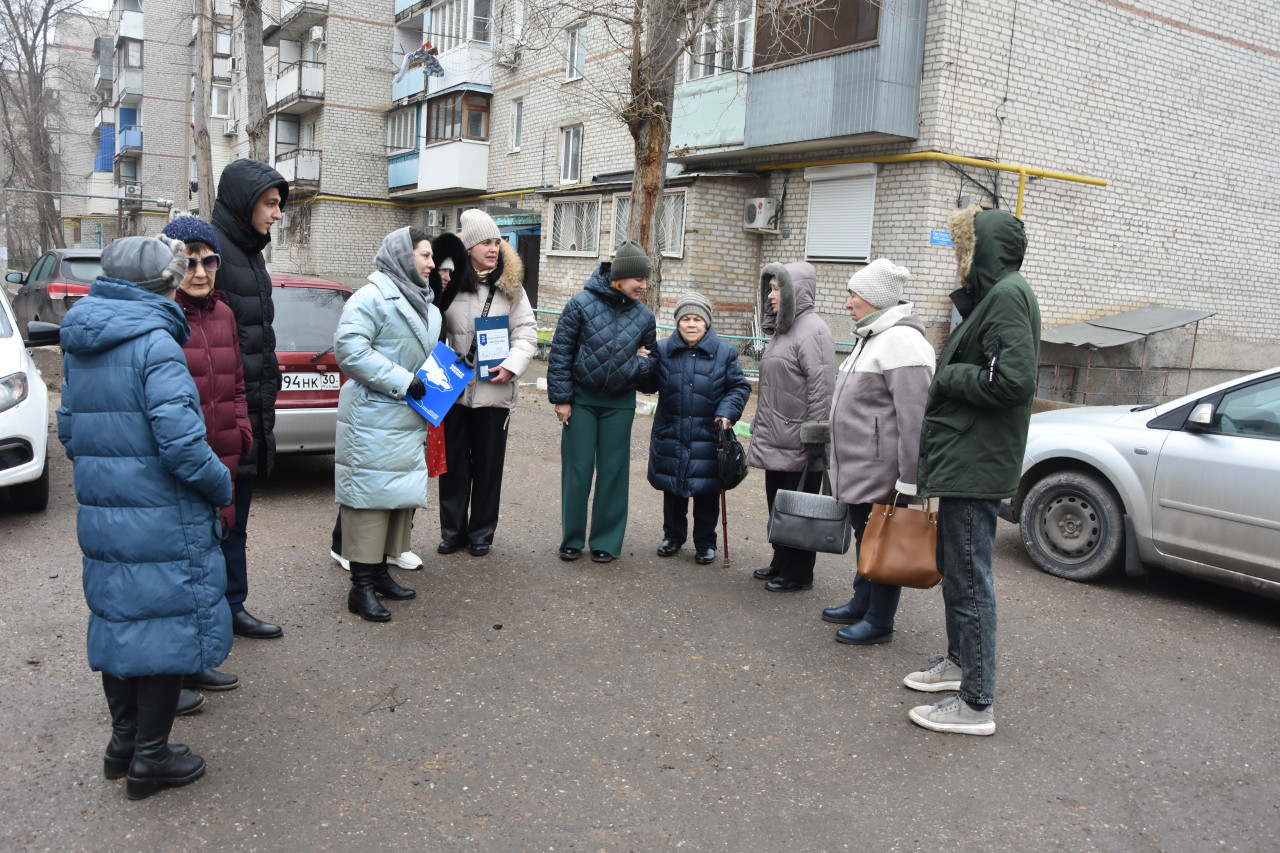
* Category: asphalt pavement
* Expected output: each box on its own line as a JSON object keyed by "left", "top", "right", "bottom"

{"left": 2, "top": 382, "right": 1278, "bottom": 852}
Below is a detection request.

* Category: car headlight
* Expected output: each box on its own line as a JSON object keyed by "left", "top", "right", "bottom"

{"left": 0, "top": 372, "right": 29, "bottom": 414}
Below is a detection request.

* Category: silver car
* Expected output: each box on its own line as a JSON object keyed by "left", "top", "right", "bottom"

{"left": 1002, "top": 366, "right": 1280, "bottom": 599}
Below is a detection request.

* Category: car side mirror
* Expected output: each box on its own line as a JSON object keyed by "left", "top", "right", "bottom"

{"left": 23, "top": 320, "right": 62, "bottom": 348}
{"left": 5, "top": 272, "right": 24, "bottom": 284}
{"left": 1185, "top": 401, "right": 1214, "bottom": 432}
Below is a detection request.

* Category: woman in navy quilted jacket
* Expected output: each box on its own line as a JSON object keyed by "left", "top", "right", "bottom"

{"left": 58, "top": 235, "right": 233, "bottom": 800}
{"left": 162, "top": 216, "right": 253, "bottom": 693}
{"left": 639, "top": 293, "right": 751, "bottom": 565}
{"left": 547, "top": 240, "right": 657, "bottom": 564}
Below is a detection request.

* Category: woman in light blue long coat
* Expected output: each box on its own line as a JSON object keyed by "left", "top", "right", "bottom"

{"left": 335, "top": 227, "right": 442, "bottom": 621}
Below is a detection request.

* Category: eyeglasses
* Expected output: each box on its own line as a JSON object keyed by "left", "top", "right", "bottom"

{"left": 186, "top": 254, "right": 220, "bottom": 273}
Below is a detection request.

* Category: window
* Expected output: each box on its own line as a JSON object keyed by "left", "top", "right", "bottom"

{"left": 276, "top": 115, "right": 300, "bottom": 160}
{"left": 804, "top": 163, "right": 877, "bottom": 263}
{"left": 1213, "top": 378, "right": 1280, "bottom": 439}
{"left": 426, "top": 92, "right": 490, "bottom": 142}
{"left": 388, "top": 106, "right": 419, "bottom": 152}
{"left": 119, "top": 39, "right": 142, "bottom": 69}
{"left": 549, "top": 197, "right": 600, "bottom": 255}
{"left": 509, "top": 98, "right": 522, "bottom": 151}
{"left": 755, "top": 0, "right": 879, "bottom": 70}
{"left": 431, "top": 0, "right": 493, "bottom": 52}
{"left": 613, "top": 191, "right": 686, "bottom": 257}
{"left": 687, "top": 0, "right": 752, "bottom": 80}
{"left": 211, "top": 84, "right": 230, "bottom": 118}
{"left": 559, "top": 124, "right": 582, "bottom": 184}
{"left": 215, "top": 22, "right": 231, "bottom": 56}
{"left": 118, "top": 158, "right": 137, "bottom": 180}
{"left": 565, "top": 25, "right": 585, "bottom": 81}
{"left": 472, "top": 0, "right": 492, "bottom": 44}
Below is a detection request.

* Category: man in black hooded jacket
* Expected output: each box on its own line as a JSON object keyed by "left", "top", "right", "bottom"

{"left": 210, "top": 158, "right": 289, "bottom": 642}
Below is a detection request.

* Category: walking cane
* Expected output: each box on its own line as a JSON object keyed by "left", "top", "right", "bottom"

{"left": 720, "top": 488, "right": 730, "bottom": 567}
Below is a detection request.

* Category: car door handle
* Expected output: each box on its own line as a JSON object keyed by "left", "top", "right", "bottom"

{"left": 1133, "top": 448, "right": 1149, "bottom": 455}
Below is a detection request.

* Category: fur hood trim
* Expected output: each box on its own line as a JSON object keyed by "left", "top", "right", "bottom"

{"left": 949, "top": 204, "right": 979, "bottom": 288}
{"left": 493, "top": 240, "right": 525, "bottom": 301}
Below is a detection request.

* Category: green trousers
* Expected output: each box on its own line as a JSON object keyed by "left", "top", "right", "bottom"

{"left": 560, "top": 403, "right": 636, "bottom": 555}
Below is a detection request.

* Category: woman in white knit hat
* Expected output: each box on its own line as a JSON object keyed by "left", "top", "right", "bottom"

{"left": 820, "top": 258, "right": 935, "bottom": 644}
{"left": 436, "top": 208, "right": 538, "bottom": 558}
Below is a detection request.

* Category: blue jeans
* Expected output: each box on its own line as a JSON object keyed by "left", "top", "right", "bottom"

{"left": 221, "top": 474, "right": 255, "bottom": 615}
{"left": 845, "top": 503, "right": 903, "bottom": 629}
{"left": 937, "top": 497, "right": 1000, "bottom": 706}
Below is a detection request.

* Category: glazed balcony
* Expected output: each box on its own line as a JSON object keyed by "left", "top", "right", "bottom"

{"left": 387, "top": 139, "right": 487, "bottom": 198}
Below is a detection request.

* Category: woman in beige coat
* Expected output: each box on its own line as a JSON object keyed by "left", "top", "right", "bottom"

{"left": 436, "top": 209, "right": 538, "bottom": 557}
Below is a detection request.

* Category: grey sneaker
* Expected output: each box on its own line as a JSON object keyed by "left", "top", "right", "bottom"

{"left": 904, "top": 654, "right": 963, "bottom": 692}
{"left": 909, "top": 694, "right": 995, "bottom": 736}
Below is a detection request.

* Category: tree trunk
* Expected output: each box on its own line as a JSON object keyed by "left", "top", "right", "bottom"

{"left": 193, "top": 0, "right": 215, "bottom": 215}
{"left": 242, "top": 0, "right": 269, "bottom": 162}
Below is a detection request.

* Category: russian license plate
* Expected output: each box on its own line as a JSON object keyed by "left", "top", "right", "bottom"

{"left": 281, "top": 371, "right": 339, "bottom": 392}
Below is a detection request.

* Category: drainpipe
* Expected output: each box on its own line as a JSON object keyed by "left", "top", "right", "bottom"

{"left": 756, "top": 151, "right": 1107, "bottom": 217}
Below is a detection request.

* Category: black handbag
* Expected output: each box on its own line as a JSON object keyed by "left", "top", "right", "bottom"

{"left": 717, "top": 424, "right": 749, "bottom": 490}
{"left": 767, "top": 429, "right": 852, "bottom": 555}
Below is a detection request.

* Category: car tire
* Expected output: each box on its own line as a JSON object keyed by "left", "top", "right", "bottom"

{"left": 1019, "top": 470, "right": 1123, "bottom": 582}
{"left": 9, "top": 453, "right": 50, "bottom": 512}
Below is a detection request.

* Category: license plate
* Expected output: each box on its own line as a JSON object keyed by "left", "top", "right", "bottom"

{"left": 281, "top": 371, "right": 339, "bottom": 392}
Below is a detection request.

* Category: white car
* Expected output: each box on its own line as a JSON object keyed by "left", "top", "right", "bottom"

{"left": 1003, "top": 366, "right": 1280, "bottom": 600}
{"left": 0, "top": 288, "right": 61, "bottom": 511}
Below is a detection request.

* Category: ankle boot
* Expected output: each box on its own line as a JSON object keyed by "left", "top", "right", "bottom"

{"left": 348, "top": 561, "right": 391, "bottom": 621}
{"left": 103, "top": 674, "right": 191, "bottom": 779}
{"left": 126, "top": 674, "right": 205, "bottom": 800}
{"left": 371, "top": 562, "right": 415, "bottom": 600}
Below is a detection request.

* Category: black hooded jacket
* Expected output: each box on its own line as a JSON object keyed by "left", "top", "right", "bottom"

{"left": 428, "top": 231, "right": 467, "bottom": 319}
{"left": 211, "top": 158, "right": 289, "bottom": 479}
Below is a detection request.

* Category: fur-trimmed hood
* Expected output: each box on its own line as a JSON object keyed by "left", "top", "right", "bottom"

{"left": 948, "top": 205, "right": 1027, "bottom": 317}
{"left": 428, "top": 231, "right": 468, "bottom": 302}
{"left": 462, "top": 239, "right": 525, "bottom": 302}
{"left": 758, "top": 261, "right": 817, "bottom": 336}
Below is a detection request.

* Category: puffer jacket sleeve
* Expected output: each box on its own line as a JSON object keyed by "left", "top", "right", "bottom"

{"left": 604, "top": 310, "right": 658, "bottom": 391}
{"left": 335, "top": 288, "right": 415, "bottom": 398}
{"left": 547, "top": 296, "right": 584, "bottom": 404}
{"left": 233, "top": 333, "right": 253, "bottom": 456}
{"left": 499, "top": 287, "right": 538, "bottom": 378}
{"left": 715, "top": 344, "right": 751, "bottom": 423}
{"left": 56, "top": 376, "right": 74, "bottom": 461}
{"left": 634, "top": 339, "right": 662, "bottom": 394}
{"left": 142, "top": 335, "right": 233, "bottom": 509}
{"left": 933, "top": 278, "right": 1038, "bottom": 410}
{"left": 798, "top": 320, "right": 836, "bottom": 422}
{"left": 884, "top": 359, "right": 933, "bottom": 492}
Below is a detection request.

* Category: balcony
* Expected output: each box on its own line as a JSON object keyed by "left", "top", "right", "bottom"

{"left": 116, "top": 125, "right": 142, "bottom": 155}
{"left": 395, "top": 0, "right": 429, "bottom": 20}
{"left": 275, "top": 148, "right": 321, "bottom": 193}
{"left": 387, "top": 139, "right": 487, "bottom": 198}
{"left": 93, "top": 63, "right": 114, "bottom": 94}
{"left": 427, "top": 43, "right": 492, "bottom": 96}
{"left": 267, "top": 61, "right": 324, "bottom": 114}
{"left": 114, "top": 67, "right": 142, "bottom": 106}
{"left": 118, "top": 9, "right": 143, "bottom": 41}
{"left": 263, "top": 1, "right": 329, "bottom": 46}
{"left": 392, "top": 64, "right": 427, "bottom": 102}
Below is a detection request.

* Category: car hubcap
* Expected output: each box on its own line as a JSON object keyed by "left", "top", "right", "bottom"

{"left": 1038, "top": 493, "right": 1100, "bottom": 563}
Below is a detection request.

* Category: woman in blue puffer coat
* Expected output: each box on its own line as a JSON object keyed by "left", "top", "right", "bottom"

{"left": 58, "top": 235, "right": 233, "bottom": 800}
{"left": 640, "top": 293, "right": 752, "bottom": 565}
{"left": 334, "top": 226, "right": 442, "bottom": 622}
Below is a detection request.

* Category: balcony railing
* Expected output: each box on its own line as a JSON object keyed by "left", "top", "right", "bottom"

{"left": 282, "top": 0, "right": 328, "bottom": 21}
{"left": 117, "top": 125, "right": 142, "bottom": 154}
{"left": 115, "top": 67, "right": 143, "bottom": 102}
{"left": 118, "top": 9, "right": 143, "bottom": 41}
{"left": 388, "top": 150, "right": 419, "bottom": 188}
{"left": 267, "top": 61, "right": 325, "bottom": 112}
{"left": 275, "top": 148, "right": 321, "bottom": 186}
{"left": 395, "top": 0, "right": 429, "bottom": 16}
{"left": 392, "top": 63, "right": 427, "bottom": 101}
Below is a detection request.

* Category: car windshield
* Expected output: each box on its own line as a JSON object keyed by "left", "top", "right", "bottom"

{"left": 273, "top": 286, "right": 350, "bottom": 352}
{"left": 64, "top": 258, "right": 104, "bottom": 282}
{"left": 0, "top": 298, "right": 13, "bottom": 338}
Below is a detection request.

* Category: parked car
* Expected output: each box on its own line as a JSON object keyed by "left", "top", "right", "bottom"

{"left": 1002, "top": 367, "right": 1280, "bottom": 600}
{"left": 6, "top": 248, "right": 103, "bottom": 329}
{"left": 0, "top": 288, "right": 62, "bottom": 511}
{"left": 272, "top": 274, "right": 353, "bottom": 454}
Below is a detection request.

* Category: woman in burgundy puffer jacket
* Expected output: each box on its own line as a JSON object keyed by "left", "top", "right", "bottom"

{"left": 163, "top": 216, "right": 252, "bottom": 691}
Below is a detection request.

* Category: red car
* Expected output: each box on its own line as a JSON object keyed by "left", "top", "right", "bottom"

{"left": 271, "top": 274, "right": 353, "bottom": 454}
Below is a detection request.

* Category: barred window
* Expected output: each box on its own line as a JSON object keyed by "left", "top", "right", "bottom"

{"left": 549, "top": 197, "right": 600, "bottom": 255}
{"left": 613, "top": 191, "right": 686, "bottom": 258}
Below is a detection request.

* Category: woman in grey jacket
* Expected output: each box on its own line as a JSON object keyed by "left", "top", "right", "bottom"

{"left": 746, "top": 261, "right": 836, "bottom": 591}
{"left": 820, "top": 260, "right": 936, "bottom": 643}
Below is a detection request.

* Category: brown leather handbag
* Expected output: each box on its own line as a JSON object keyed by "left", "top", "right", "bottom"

{"left": 857, "top": 496, "right": 942, "bottom": 589}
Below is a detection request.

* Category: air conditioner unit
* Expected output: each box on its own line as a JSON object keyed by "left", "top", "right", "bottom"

{"left": 309, "top": 25, "right": 325, "bottom": 43}
{"left": 222, "top": 118, "right": 237, "bottom": 136}
{"left": 494, "top": 40, "right": 520, "bottom": 68}
{"left": 124, "top": 183, "right": 142, "bottom": 198}
{"left": 743, "top": 198, "right": 778, "bottom": 231}
{"left": 229, "top": 56, "right": 241, "bottom": 72}
{"left": 427, "top": 210, "right": 441, "bottom": 228}
{"left": 88, "top": 93, "right": 103, "bottom": 104}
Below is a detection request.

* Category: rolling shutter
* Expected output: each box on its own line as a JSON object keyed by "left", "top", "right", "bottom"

{"left": 804, "top": 163, "right": 877, "bottom": 263}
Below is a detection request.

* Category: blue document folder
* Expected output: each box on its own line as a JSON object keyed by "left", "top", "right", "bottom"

{"left": 406, "top": 342, "right": 476, "bottom": 426}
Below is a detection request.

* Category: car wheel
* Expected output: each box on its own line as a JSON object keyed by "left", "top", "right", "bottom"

{"left": 9, "top": 453, "right": 50, "bottom": 512}
{"left": 1019, "top": 470, "right": 1123, "bottom": 582}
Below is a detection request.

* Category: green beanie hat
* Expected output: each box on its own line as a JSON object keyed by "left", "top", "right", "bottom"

{"left": 611, "top": 240, "right": 651, "bottom": 281}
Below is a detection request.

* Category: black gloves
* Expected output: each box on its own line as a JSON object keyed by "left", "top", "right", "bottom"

{"left": 407, "top": 376, "right": 425, "bottom": 400}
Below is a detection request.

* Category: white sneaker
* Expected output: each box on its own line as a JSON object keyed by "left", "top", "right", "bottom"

{"left": 909, "top": 694, "right": 995, "bottom": 736}
{"left": 904, "top": 654, "right": 963, "bottom": 692}
{"left": 386, "top": 550, "right": 423, "bottom": 570}
{"left": 331, "top": 549, "right": 350, "bottom": 571}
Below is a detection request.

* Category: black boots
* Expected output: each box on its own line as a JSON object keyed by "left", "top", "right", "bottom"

{"left": 371, "top": 562, "right": 415, "bottom": 600}
{"left": 125, "top": 674, "right": 205, "bottom": 800}
{"left": 103, "top": 674, "right": 192, "bottom": 780}
{"left": 348, "top": 561, "right": 391, "bottom": 621}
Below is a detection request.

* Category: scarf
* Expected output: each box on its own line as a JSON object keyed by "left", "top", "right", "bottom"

{"left": 373, "top": 227, "right": 433, "bottom": 325}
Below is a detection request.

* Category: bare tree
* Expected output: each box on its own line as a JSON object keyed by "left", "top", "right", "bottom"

{"left": 0, "top": 0, "right": 84, "bottom": 254}
{"left": 242, "top": 0, "right": 268, "bottom": 161}
{"left": 192, "top": 0, "right": 215, "bottom": 214}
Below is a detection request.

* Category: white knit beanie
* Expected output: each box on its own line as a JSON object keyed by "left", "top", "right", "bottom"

{"left": 458, "top": 208, "right": 500, "bottom": 249}
{"left": 846, "top": 258, "right": 911, "bottom": 309}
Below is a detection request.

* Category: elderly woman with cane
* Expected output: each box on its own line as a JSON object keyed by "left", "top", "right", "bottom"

{"left": 640, "top": 293, "right": 751, "bottom": 565}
